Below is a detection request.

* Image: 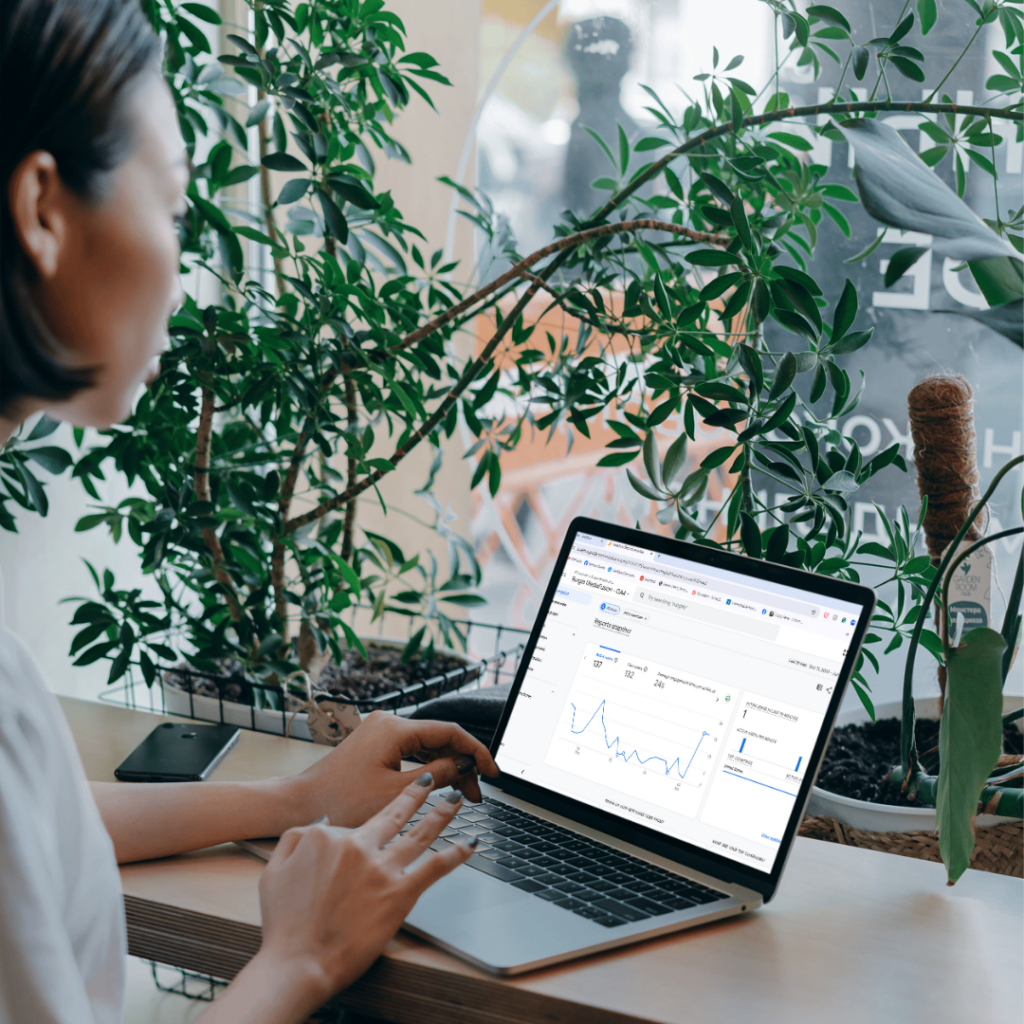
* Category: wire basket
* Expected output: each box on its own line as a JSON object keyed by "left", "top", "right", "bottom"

{"left": 101, "top": 615, "right": 529, "bottom": 741}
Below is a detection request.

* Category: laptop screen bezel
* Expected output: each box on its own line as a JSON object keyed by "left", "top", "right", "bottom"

{"left": 487, "top": 515, "right": 876, "bottom": 902}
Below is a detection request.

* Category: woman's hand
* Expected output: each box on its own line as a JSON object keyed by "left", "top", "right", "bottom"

{"left": 295, "top": 711, "right": 500, "bottom": 829}
{"left": 196, "top": 774, "right": 473, "bottom": 1024}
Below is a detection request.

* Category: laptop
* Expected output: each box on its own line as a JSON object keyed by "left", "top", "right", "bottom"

{"left": 401, "top": 516, "right": 875, "bottom": 974}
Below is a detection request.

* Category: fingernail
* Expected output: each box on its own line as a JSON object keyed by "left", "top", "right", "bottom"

{"left": 414, "top": 772, "right": 433, "bottom": 788}
{"left": 310, "top": 815, "right": 329, "bottom": 826}
{"left": 444, "top": 789, "right": 463, "bottom": 805}
{"left": 453, "top": 754, "right": 475, "bottom": 776}
{"left": 465, "top": 836, "right": 479, "bottom": 849}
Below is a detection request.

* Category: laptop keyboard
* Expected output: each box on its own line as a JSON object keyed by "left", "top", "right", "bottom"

{"left": 406, "top": 794, "right": 728, "bottom": 928}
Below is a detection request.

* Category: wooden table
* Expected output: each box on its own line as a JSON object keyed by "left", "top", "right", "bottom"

{"left": 63, "top": 696, "right": 1023, "bottom": 1024}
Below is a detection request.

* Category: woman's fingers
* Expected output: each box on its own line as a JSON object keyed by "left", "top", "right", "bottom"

{"left": 402, "top": 754, "right": 483, "bottom": 802}
{"left": 356, "top": 771, "right": 435, "bottom": 849}
{"left": 395, "top": 719, "right": 499, "bottom": 778}
{"left": 403, "top": 833, "right": 477, "bottom": 892}
{"left": 385, "top": 789, "right": 464, "bottom": 868}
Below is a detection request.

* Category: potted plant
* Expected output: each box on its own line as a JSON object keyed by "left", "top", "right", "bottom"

{"left": 1, "top": 0, "right": 1019, "bottom": 837}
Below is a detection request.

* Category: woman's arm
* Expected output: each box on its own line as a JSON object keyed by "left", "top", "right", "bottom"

{"left": 90, "top": 775, "right": 315, "bottom": 864}
{"left": 92, "top": 711, "right": 499, "bottom": 863}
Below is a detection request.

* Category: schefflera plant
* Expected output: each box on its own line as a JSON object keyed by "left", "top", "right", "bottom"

{"left": 67, "top": 0, "right": 486, "bottom": 686}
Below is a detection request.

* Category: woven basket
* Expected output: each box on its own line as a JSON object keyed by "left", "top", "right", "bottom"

{"left": 799, "top": 815, "right": 1023, "bottom": 878}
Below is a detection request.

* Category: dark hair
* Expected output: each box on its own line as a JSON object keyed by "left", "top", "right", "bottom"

{"left": 0, "top": 0, "right": 160, "bottom": 415}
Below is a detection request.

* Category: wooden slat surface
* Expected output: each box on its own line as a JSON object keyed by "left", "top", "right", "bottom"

{"left": 63, "top": 697, "right": 1024, "bottom": 1024}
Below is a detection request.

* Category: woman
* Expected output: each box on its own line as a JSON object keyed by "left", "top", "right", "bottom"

{"left": 0, "top": 2, "right": 498, "bottom": 1022}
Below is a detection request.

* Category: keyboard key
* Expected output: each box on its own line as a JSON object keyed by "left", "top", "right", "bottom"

{"left": 552, "top": 880, "right": 588, "bottom": 894}
{"left": 572, "top": 905, "right": 606, "bottom": 920}
{"left": 658, "top": 894, "right": 697, "bottom": 911}
{"left": 586, "top": 879, "right": 619, "bottom": 893}
{"left": 533, "top": 873, "right": 563, "bottom": 886}
{"left": 514, "top": 865, "right": 548, "bottom": 878}
{"left": 687, "top": 891, "right": 726, "bottom": 905}
{"left": 606, "top": 888, "right": 640, "bottom": 902}
{"left": 453, "top": 825, "right": 491, "bottom": 837}
{"left": 626, "top": 897, "right": 674, "bottom": 917}
{"left": 593, "top": 914, "right": 628, "bottom": 928}
{"left": 563, "top": 870, "right": 600, "bottom": 885}
{"left": 529, "top": 841, "right": 561, "bottom": 854}
{"left": 496, "top": 856, "right": 529, "bottom": 870}
{"left": 532, "top": 856, "right": 562, "bottom": 869}
{"left": 475, "top": 832, "right": 504, "bottom": 845}
{"left": 592, "top": 898, "right": 651, "bottom": 923}
{"left": 479, "top": 849, "right": 506, "bottom": 861}
{"left": 604, "top": 872, "right": 634, "bottom": 885}
{"left": 512, "top": 879, "right": 546, "bottom": 893}
{"left": 554, "top": 897, "right": 589, "bottom": 912}
{"left": 583, "top": 863, "right": 616, "bottom": 876}
{"left": 536, "top": 889, "right": 564, "bottom": 901}
{"left": 466, "top": 858, "right": 522, "bottom": 883}
{"left": 492, "top": 840, "right": 528, "bottom": 854}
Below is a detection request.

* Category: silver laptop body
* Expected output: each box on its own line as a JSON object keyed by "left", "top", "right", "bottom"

{"left": 404, "top": 517, "right": 874, "bottom": 974}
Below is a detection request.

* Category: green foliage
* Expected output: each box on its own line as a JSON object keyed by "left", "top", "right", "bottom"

{"left": 0, "top": 0, "right": 1019, "bottom": 751}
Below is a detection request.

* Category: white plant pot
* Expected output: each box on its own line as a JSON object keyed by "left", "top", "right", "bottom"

{"left": 807, "top": 696, "right": 1021, "bottom": 833}
{"left": 162, "top": 637, "right": 478, "bottom": 743}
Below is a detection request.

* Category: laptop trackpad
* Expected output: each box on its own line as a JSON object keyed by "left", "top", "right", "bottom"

{"left": 410, "top": 861, "right": 523, "bottom": 918}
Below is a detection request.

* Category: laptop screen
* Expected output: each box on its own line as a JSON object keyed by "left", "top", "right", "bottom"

{"left": 495, "top": 525, "right": 867, "bottom": 875}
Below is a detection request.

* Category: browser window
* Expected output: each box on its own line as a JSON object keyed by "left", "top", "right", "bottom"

{"left": 496, "top": 531, "right": 863, "bottom": 872}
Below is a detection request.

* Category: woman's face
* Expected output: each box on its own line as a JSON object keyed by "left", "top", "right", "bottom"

{"left": 31, "top": 73, "right": 188, "bottom": 427}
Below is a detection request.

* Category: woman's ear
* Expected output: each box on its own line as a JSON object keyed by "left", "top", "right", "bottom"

{"left": 7, "top": 151, "right": 69, "bottom": 279}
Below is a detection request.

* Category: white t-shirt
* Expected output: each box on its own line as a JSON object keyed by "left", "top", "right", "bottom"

{"left": 0, "top": 571, "right": 126, "bottom": 1024}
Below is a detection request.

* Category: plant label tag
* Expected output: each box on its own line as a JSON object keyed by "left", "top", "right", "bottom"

{"left": 307, "top": 697, "right": 362, "bottom": 747}
{"left": 947, "top": 539, "right": 993, "bottom": 632}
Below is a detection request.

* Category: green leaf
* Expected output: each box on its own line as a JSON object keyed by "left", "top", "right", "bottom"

{"left": 768, "top": 352, "right": 797, "bottom": 401}
{"left": 937, "top": 628, "right": 1007, "bottom": 883}
{"left": 24, "top": 446, "right": 72, "bottom": 475}
{"left": 663, "top": 432, "right": 689, "bottom": 487}
{"left": 852, "top": 44, "right": 870, "bottom": 80}
{"left": 917, "top": 0, "right": 937, "bottom": 34}
{"left": 884, "top": 246, "right": 928, "bottom": 287}
{"left": 618, "top": 123, "right": 630, "bottom": 175}
{"left": 277, "top": 178, "right": 309, "bottom": 205}
{"left": 262, "top": 152, "right": 307, "bottom": 172}
{"left": 182, "top": 2, "right": 222, "bottom": 24}
{"left": 15, "top": 461, "right": 47, "bottom": 515}
{"left": 807, "top": 5, "right": 851, "bottom": 31}
{"left": 740, "top": 512, "right": 762, "bottom": 559}
{"left": 316, "top": 188, "right": 348, "bottom": 243}
{"left": 768, "top": 131, "right": 813, "bottom": 152}
{"left": 642, "top": 431, "right": 663, "bottom": 492}
{"left": 25, "top": 415, "right": 60, "bottom": 442}
{"left": 828, "top": 329, "right": 873, "bottom": 354}
{"left": 832, "top": 278, "right": 858, "bottom": 340}
{"left": 685, "top": 249, "right": 739, "bottom": 267}
{"left": 845, "top": 231, "right": 886, "bottom": 264}
{"left": 627, "top": 468, "right": 662, "bottom": 501}
{"left": 635, "top": 136, "right": 671, "bottom": 151}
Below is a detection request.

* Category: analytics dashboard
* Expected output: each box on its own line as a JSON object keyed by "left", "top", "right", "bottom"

{"left": 497, "top": 532, "right": 864, "bottom": 872}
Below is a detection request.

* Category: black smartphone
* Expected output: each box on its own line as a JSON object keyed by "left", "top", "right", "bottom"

{"left": 114, "top": 722, "right": 241, "bottom": 782}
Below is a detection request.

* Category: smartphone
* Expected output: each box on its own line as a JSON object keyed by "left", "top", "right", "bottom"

{"left": 114, "top": 722, "right": 241, "bottom": 782}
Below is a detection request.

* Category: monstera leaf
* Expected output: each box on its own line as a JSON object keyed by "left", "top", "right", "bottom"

{"left": 839, "top": 118, "right": 1020, "bottom": 262}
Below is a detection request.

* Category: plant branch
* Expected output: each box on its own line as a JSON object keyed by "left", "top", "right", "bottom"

{"left": 285, "top": 279, "right": 545, "bottom": 535}
{"left": 390, "top": 219, "right": 730, "bottom": 354}
{"left": 194, "top": 384, "right": 243, "bottom": 623}
{"left": 256, "top": 94, "right": 288, "bottom": 297}
{"left": 341, "top": 374, "right": 358, "bottom": 563}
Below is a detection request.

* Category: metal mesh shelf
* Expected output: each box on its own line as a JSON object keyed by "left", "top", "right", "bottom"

{"left": 101, "top": 615, "right": 528, "bottom": 739}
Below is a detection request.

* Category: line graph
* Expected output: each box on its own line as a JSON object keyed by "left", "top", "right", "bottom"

{"left": 569, "top": 700, "right": 708, "bottom": 782}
